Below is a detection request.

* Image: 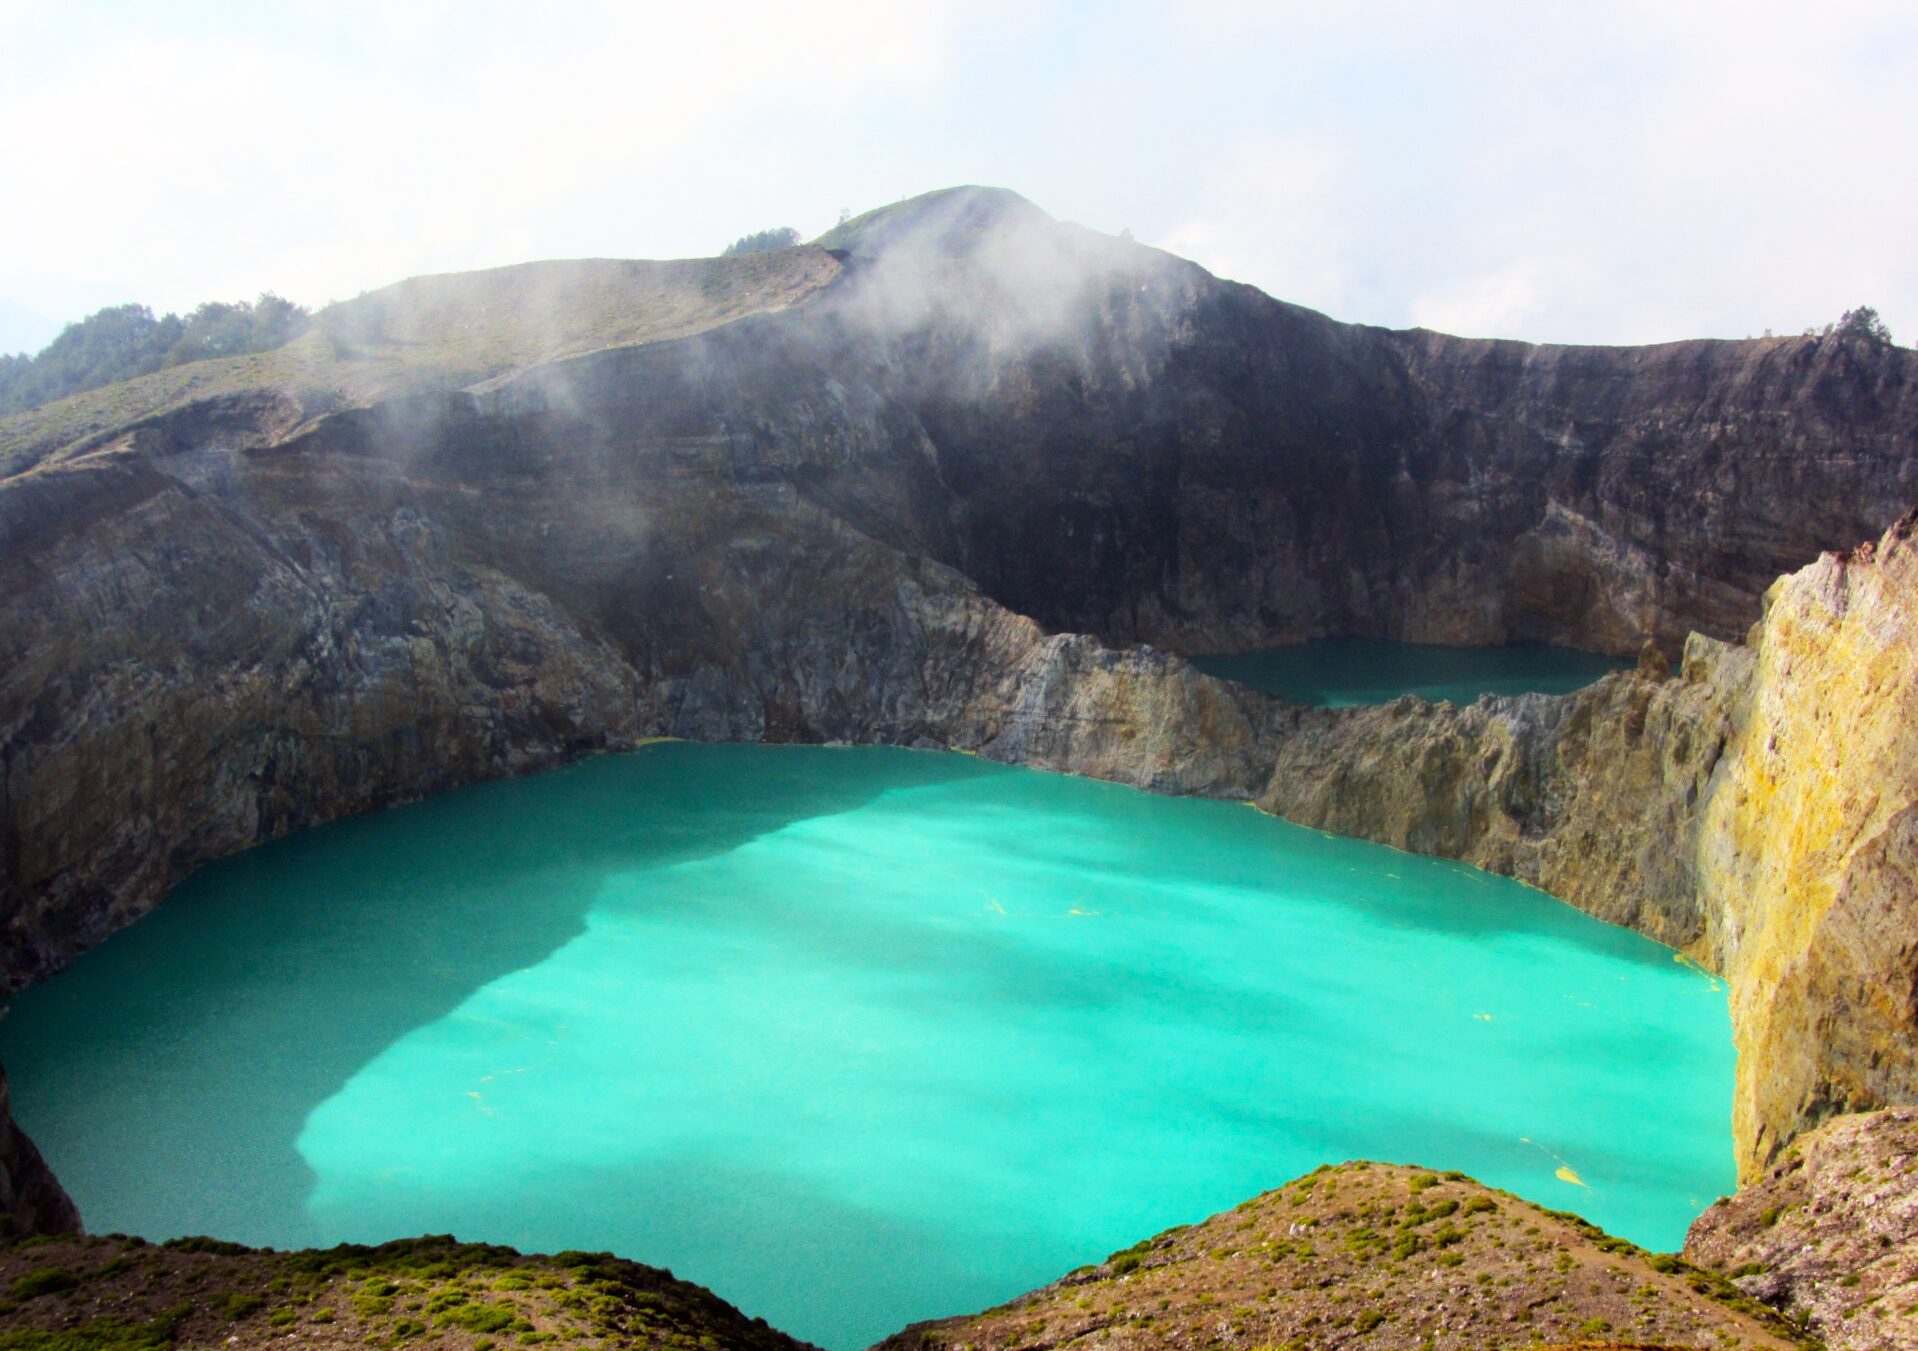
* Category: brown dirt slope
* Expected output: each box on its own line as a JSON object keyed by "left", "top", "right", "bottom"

{"left": 0, "top": 1232, "right": 815, "bottom": 1351}
{"left": 876, "top": 1163, "right": 1811, "bottom": 1351}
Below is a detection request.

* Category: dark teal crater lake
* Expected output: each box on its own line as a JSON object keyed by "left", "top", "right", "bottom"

{"left": 1191, "top": 639, "right": 1629, "bottom": 707}
{"left": 0, "top": 744, "right": 1731, "bottom": 1348}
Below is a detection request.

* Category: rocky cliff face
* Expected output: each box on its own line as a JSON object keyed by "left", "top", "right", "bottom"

{"left": 1696, "top": 518, "right": 1918, "bottom": 1169}
{"left": 1256, "top": 637, "right": 1749, "bottom": 953}
{"left": 1248, "top": 515, "right": 1918, "bottom": 1177}
{"left": 2, "top": 186, "right": 1916, "bottom": 1228}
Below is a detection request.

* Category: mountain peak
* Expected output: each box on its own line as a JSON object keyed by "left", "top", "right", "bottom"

{"left": 813, "top": 186, "right": 1051, "bottom": 259}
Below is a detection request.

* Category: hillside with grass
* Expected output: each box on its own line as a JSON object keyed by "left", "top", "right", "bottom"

{"left": 0, "top": 249, "right": 842, "bottom": 479}
{"left": 0, "top": 1234, "right": 814, "bottom": 1351}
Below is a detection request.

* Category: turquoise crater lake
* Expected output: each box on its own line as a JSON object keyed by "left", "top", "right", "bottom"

{"left": 1191, "top": 638, "right": 1629, "bottom": 707}
{"left": 0, "top": 744, "right": 1732, "bottom": 1348}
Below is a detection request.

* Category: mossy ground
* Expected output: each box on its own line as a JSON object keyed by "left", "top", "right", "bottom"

{"left": 0, "top": 1234, "right": 813, "bottom": 1351}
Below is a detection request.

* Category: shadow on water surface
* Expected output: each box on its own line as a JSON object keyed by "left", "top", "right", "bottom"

{"left": 0, "top": 742, "right": 1002, "bottom": 1248}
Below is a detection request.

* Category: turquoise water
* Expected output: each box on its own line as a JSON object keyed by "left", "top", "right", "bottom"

{"left": 0, "top": 744, "right": 1731, "bottom": 1348}
{"left": 1191, "top": 638, "right": 1629, "bottom": 707}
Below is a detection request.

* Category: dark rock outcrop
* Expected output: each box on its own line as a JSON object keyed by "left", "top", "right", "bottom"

{"left": 0, "top": 1062, "right": 79, "bottom": 1238}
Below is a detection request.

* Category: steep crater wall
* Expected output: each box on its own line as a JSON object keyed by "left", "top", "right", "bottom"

{"left": 3, "top": 189, "right": 1917, "bottom": 1226}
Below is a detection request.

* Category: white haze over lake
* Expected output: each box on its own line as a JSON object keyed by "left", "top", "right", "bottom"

{"left": 1, "top": 0, "right": 1914, "bottom": 348}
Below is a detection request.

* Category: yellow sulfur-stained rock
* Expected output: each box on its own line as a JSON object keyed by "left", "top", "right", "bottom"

{"left": 1697, "top": 513, "right": 1918, "bottom": 1174}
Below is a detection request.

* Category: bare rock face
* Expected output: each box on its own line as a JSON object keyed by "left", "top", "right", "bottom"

{"left": 1256, "top": 635, "right": 1751, "bottom": 952}
{"left": 1687, "top": 1107, "right": 1918, "bottom": 1351}
{"left": 1694, "top": 516, "right": 1918, "bottom": 1172}
{"left": 801, "top": 194, "right": 1918, "bottom": 659}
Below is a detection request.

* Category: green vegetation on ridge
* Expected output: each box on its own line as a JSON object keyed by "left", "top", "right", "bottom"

{"left": 721, "top": 227, "right": 801, "bottom": 256}
{"left": 0, "top": 1234, "right": 811, "bottom": 1351}
{"left": 0, "top": 250, "right": 842, "bottom": 478}
{"left": 0, "top": 296, "right": 309, "bottom": 416}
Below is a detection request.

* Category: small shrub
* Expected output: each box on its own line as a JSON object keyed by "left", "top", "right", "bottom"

{"left": 1835, "top": 306, "right": 1894, "bottom": 346}
{"left": 436, "top": 1301, "right": 519, "bottom": 1335}
{"left": 720, "top": 228, "right": 802, "bottom": 257}
{"left": 218, "top": 1292, "right": 266, "bottom": 1320}
{"left": 161, "top": 1236, "right": 249, "bottom": 1256}
{"left": 0, "top": 1312, "right": 182, "bottom": 1350}
{"left": 10, "top": 1268, "right": 80, "bottom": 1301}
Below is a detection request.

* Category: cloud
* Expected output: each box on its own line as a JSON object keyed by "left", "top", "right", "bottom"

{"left": 0, "top": 1, "right": 959, "bottom": 315}
{"left": 0, "top": 1, "right": 1913, "bottom": 347}
{"left": 1157, "top": 136, "right": 1349, "bottom": 316}
{"left": 1113, "top": 0, "right": 1918, "bottom": 343}
{"left": 1409, "top": 259, "right": 1552, "bottom": 341}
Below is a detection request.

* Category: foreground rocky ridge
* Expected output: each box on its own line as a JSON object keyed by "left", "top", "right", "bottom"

{"left": 0, "top": 1161, "right": 1824, "bottom": 1351}
{"left": 882, "top": 1162, "right": 1807, "bottom": 1351}
{"left": 0, "top": 1232, "right": 815, "bottom": 1351}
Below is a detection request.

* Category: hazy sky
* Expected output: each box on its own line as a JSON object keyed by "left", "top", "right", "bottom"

{"left": 3, "top": 0, "right": 1915, "bottom": 350}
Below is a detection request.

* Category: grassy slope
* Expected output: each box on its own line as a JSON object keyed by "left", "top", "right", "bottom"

{"left": 0, "top": 1234, "right": 813, "bottom": 1351}
{"left": 877, "top": 1163, "right": 1814, "bottom": 1351}
{"left": 0, "top": 250, "right": 842, "bottom": 479}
